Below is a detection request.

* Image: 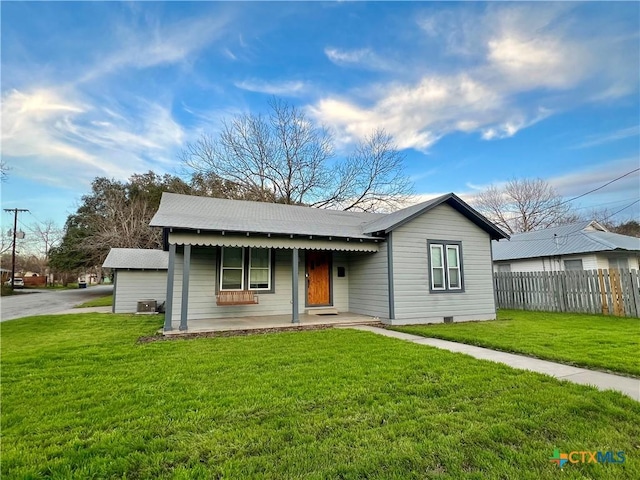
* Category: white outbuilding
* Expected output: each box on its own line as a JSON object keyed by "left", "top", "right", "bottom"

{"left": 102, "top": 248, "right": 168, "bottom": 313}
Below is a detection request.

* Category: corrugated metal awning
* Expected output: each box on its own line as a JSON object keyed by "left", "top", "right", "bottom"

{"left": 169, "top": 232, "right": 379, "bottom": 252}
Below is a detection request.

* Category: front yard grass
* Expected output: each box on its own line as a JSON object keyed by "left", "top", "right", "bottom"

{"left": 74, "top": 294, "right": 113, "bottom": 308}
{"left": 393, "top": 310, "right": 640, "bottom": 377}
{"left": 2, "top": 314, "right": 639, "bottom": 479}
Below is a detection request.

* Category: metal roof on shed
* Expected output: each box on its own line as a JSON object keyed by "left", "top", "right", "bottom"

{"left": 102, "top": 248, "right": 169, "bottom": 270}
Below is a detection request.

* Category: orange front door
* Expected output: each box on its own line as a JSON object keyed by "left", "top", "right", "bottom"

{"left": 306, "top": 251, "right": 331, "bottom": 306}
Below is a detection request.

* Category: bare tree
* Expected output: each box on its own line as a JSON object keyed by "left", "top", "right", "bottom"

{"left": 181, "top": 99, "right": 332, "bottom": 204}
{"left": 80, "top": 189, "right": 162, "bottom": 264}
{"left": 0, "top": 229, "right": 13, "bottom": 255}
{"left": 181, "top": 98, "right": 412, "bottom": 212}
{"left": 314, "top": 130, "right": 412, "bottom": 212}
{"left": 473, "top": 178, "right": 578, "bottom": 234}
{"left": 28, "top": 219, "right": 63, "bottom": 259}
{"left": 0, "top": 160, "right": 9, "bottom": 182}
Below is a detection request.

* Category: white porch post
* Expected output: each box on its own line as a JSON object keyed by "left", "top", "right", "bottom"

{"left": 180, "top": 244, "right": 191, "bottom": 331}
{"left": 292, "top": 248, "right": 299, "bottom": 323}
{"left": 163, "top": 243, "right": 176, "bottom": 332}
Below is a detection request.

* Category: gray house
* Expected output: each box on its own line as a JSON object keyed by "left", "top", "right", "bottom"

{"left": 493, "top": 221, "right": 640, "bottom": 273}
{"left": 102, "top": 248, "right": 168, "bottom": 313}
{"left": 149, "top": 192, "right": 508, "bottom": 332}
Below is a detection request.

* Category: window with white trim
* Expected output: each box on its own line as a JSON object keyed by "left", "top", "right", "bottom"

{"left": 219, "top": 247, "right": 273, "bottom": 291}
{"left": 428, "top": 240, "right": 464, "bottom": 292}
{"left": 249, "top": 248, "right": 271, "bottom": 289}
{"left": 220, "top": 247, "right": 244, "bottom": 290}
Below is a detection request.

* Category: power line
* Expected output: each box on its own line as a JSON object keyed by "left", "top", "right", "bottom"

{"left": 570, "top": 197, "right": 639, "bottom": 212}
{"left": 557, "top": 167, "right": 640, "bottom": 208}
{"left": 600, "top": 199, "right": 640, "bottom": 222}
{"left": 494, "top": 168, "right": 640, "bottom": 225}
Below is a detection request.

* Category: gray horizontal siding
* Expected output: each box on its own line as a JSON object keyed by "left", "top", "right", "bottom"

{"left": 348, "top": 243, "right": 389, "bottom": 318}
{"left": 114, "top": 270, "right": 167, "bottom": 313}
{"left": 170, "top": 247, "right": 349, "bottom": 326}
{"left": 391, "top": 204, "right": 496, "bottom": 323}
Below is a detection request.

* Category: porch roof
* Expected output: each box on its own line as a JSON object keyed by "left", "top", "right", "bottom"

{"left": 169, "top": 232, "right": 379, "bottom": 252}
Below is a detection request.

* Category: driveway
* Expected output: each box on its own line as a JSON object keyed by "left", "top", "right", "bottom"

{"left": 0, "top": 285, "right": 113, "bottom": 322}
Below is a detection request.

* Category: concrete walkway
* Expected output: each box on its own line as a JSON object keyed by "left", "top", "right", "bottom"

{"left": 347, "top": 326, "right": 640, "bottom": 401}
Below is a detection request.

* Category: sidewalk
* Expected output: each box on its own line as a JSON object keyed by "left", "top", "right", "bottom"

{"left": 346, "top": 325, "right": 640, "bottom": 401}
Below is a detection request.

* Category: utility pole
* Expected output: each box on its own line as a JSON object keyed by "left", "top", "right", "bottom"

{"left": 3, "top": 208, "right": 29, "bottom": 289}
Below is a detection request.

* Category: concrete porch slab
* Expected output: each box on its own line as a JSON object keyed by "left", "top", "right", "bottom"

{"left": 164, "top": 312, "right": 380, "bottom": 335}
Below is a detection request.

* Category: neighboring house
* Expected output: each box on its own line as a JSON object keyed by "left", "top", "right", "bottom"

{"left": 102, "top": 248, "right": 168, "bottom": 313}
{"left": 492, "top": 221, "right": 640, "bottom": 273}
{"left": 149, "top": 192, "right": 507, "bottom": 332}
{"left": 0, "top": 268, "right": 10, "bottom": 284}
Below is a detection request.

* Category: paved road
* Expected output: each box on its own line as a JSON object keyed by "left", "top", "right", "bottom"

{"left": 0, "top": 285, "right": 113, "bottom": 322}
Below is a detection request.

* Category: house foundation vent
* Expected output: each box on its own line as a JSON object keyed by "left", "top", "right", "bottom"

{"left": 444, "top": 316, "right": 454, "bottom": 324}
{"left": 137, "top": 300, "right": 157, "bottom": 314}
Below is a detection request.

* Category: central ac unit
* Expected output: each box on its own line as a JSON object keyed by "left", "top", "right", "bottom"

{"left": 136, "top": 299, "right": 157, "bottom": 314}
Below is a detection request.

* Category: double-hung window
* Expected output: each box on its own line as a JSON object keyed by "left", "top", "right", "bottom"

{"left": 428, "top": 240, "right": 464, "bottom": 292}
{"left": 249, "top": 248, "right": 271, "bottom": 289}
{"left": 219, "top": 247, "right": 273, "bottom": 291}
{"left": 220, "top": 247, "right": 245, "bottom": 290}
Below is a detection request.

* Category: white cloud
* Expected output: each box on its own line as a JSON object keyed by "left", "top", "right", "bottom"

{"left": 311, "top": 4, "right": 638, "bottom": 151}
{"left": 234, "top": 79, "right": 307, "bottom": 96}
{"left": 79, "top": 13, "right": 231, "bottom": 83}
{"left": 324, "top": 47, "right": 395, "bottom": 71}
{"left": 571, "top": 126, "right": 640, "bottom": 149}
{"left": 310, "top": 73, "right": 527, "bottom": 151}
{"left": 1, "top": 87, "right": 185, "bottom": 186}
{"left": 486, "top": 35, "right": 586, "bottom": 90}
{"left": 548, "top": 158, "right": 640, "bottom": 199}
{"left": 222, "top": 48, "right": 237, "bottom": 61}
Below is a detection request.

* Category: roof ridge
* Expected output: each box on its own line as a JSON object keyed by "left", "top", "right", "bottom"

{"left": 161, "top": 191, "right": 385, "bottom": 218}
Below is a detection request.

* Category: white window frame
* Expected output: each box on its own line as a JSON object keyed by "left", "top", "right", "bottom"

{"left": 220, "top": 247, "right": 245, "bottom": 291}
{"left": 428, "top": 240, "right": 464, "bottom": 293}
{"left": 248, "top": 248, "right": 272, "bottom": 291}
{"left": 446, "top": 245, "right": 461, "bottom": 290}
{"left": 430, "top": 244, "right": 446, "bottom": 291}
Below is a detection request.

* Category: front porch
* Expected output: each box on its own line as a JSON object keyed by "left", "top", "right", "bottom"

{"left": 163, "top": 311, "right": 380, "bottom": 335}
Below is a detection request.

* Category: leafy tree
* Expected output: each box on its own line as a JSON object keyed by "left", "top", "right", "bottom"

{"left": 473, "top": 178, "right": 579, "bottom": 234}
{"left": 181, "top": 98, "right": 412, "bottom": 212}
{"left": 50, "top": 171, "right": 267, "bottom": 274}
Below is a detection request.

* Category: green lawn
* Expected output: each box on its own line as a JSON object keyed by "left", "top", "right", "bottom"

{"left": 393, "top": 310, "right": 640, "bottom": 377}
{"left": 2, "top": 314, "right": 639, "bottom": 479}
{"left": 74, "top": 294, "right": 113, "bottom": 308}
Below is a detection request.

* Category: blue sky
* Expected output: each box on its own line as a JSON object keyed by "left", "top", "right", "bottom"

{"left": 2, "top": 1, "right": 639, "bottom": 232}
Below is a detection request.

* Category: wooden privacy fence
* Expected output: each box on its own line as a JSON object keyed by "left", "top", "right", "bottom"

{"left": 494, "top": 269, "right": 640, "bottom": 318}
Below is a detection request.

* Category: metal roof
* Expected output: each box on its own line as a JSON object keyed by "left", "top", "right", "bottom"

{"left": 150, "top": 192, "right": 508, "bottom": 240}
{"left": 492, "top": 221, "right": 640, "bottom": 261}
{"left": 150, "top": 193, "right": 386, "bottom": 239}
{"left": 102, "top": 248, "right": 169, "bottom": 270}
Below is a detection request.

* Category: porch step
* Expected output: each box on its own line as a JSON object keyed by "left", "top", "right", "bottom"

{"left": 305, "top": 307, "right": 339, "bottom": 316}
